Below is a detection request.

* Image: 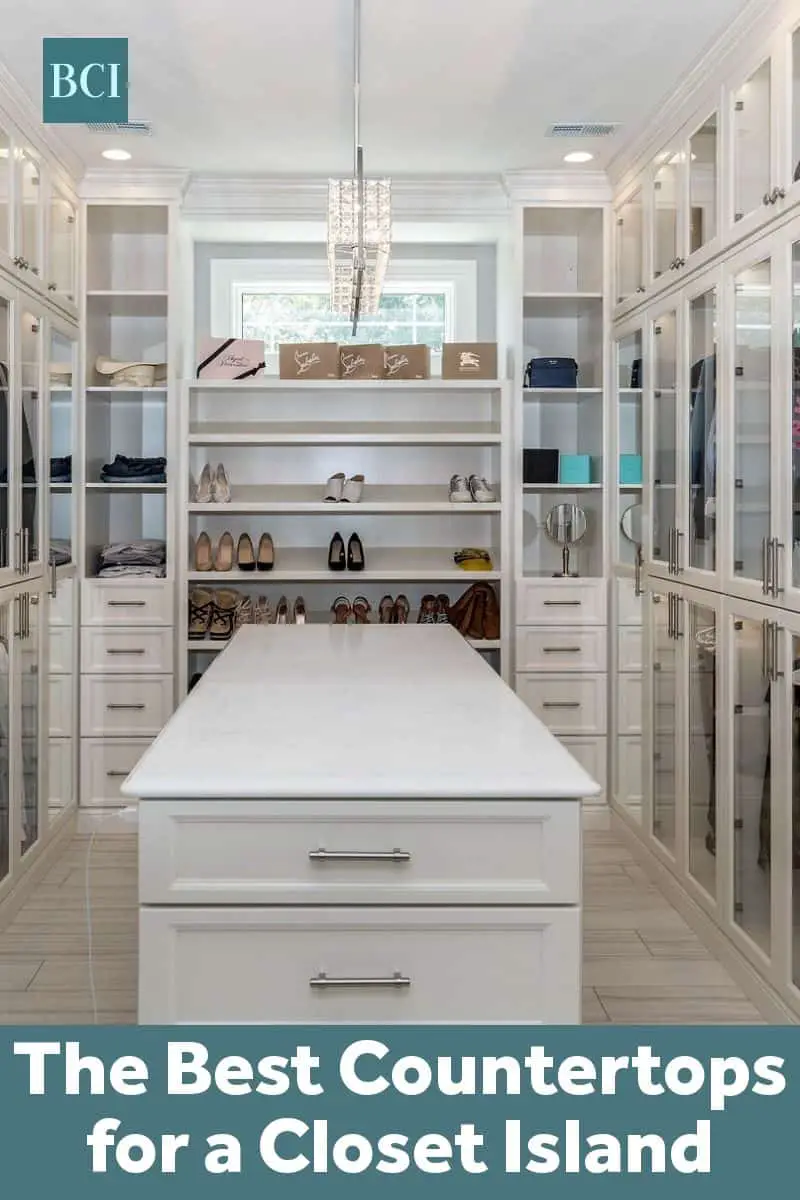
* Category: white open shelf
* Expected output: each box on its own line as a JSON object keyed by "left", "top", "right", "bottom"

{"left": 188, "top": 485, "right": 501, "bottom": 514}
{"left": 185, "top": 547, "right": 501, "bottom": 583}
{"left": 188, "top": 420, "right": 501, "bottom": 446}
{"left": 187, "top": 377, "right": 503, "bottom": 391}
{"left": 187, "top": 635, "right": 500, "bottom": 652}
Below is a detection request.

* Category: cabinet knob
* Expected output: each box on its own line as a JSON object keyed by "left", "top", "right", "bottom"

{"left": 763, "top": 192, "right": 772, "bottom": 206}
{"left": 47, "top": 282, "right": 56, "bottom": 292}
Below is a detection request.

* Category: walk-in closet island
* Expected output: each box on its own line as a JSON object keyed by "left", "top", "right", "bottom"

{"left": 124, "top": 623, "right": 598, "bottom": 1024}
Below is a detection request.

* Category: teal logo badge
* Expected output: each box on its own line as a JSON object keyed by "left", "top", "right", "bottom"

{"left": 43, "top": 38, "right": 128, "bottom": 123}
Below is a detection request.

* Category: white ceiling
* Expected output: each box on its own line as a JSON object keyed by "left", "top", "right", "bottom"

{"left": 3, "top": 0, "right": 756, "bottom": 176}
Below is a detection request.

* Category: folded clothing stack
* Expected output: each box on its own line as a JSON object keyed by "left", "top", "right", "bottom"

{"left": 49, "top": 539, "right": 72, "bottom": 567}
{"left": 100, "top": 455, "right": 167, "bottom": 484}
{"left": 50, "top": 455, "right": 71, "bottom": 483}
{"left": 97, "top": 539, "right": 167, "bottom": 578}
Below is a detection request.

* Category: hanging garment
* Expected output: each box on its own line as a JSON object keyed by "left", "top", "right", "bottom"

{"left": 689, "top": 354, "right": 717, "bottom": 542}
{"left": 759, "top": 668, "right": 800, "bottom": 869}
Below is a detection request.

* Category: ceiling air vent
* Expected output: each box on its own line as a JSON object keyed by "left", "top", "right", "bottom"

{"left": 84, "top": 120, "right": 153, "bottom": 135}
{"left": 546, "top": 122, "right": 620, "bottom": 138}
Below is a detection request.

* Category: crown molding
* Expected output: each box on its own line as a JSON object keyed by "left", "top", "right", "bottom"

{"left": 606, "top": 0, "right": 785, "bottom": 194}
{"left": 0, "top": 60, "right": 84, "bottom": 187}
{"left": 182, "top": 174, "right": 509, "bottom": 222}
{"left": 79, "top": 168, "right": 190, "bottom": 202}
{"left": 503, "top": 169, "right": 612, "bottom": 203}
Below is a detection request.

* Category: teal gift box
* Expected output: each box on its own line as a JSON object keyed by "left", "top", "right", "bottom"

{"left": 619, "top": 454, "right": 642, "bottom": 485}
{"left": 559, "top": 454, "right": 592, "bottom": 485}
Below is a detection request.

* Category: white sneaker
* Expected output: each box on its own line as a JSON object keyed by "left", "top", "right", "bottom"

{"left": 195, "top": 463, "right": 213, "bottom": 504}
{"left": 342, "top": 474, "right": 365, "bottom": 502}
{"left": 469, "top": 474, "right": 496, "bottom": 503}
{"left": 214, "top": 463, "right": 231, "bottom": 503}
{"left": 449, "top": 474, "right": 471, "bottom": 503}
{"left": 324, "top": 472, "right": 346, "bottom": 502}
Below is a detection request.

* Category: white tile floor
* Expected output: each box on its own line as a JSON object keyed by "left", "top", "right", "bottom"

{"left": 0, "top": 828, "right": 766, "bottom": 1024}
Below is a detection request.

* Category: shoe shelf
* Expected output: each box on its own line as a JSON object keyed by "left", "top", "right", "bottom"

{"left": 188, "top": 420, "right": 501, "bottom": 446}
{"left": 186, "top": 547, "right": 502, "bottom": 583}
{"left": 87, "top": 482, "right": 168, "bottom": 492}
{"left": 187, "top": 484, "right": 502, "bottom": 515}
{"left": 186, "top": 634, "right": 501, "bottom": 652}
{"left": 523, "top": 483, "right": 603, "bottom": 492}
{"left": 187, "top": 378, "right": 503, "bottom": 392}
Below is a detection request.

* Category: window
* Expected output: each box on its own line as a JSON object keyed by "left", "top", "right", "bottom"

{"left": 208, "top": 257, "right": 478, "bottom": 369}
{"left": 240, "top": 287, "right": 449, "bottom": 352}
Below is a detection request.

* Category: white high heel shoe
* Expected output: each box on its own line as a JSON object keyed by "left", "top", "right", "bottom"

{"left": 195, "top": 463, "right": 213, "bottom": 504}
{"left": 342, "top": 474, "right": 365, "bottom": 502}
{"left": 215, "top": 463, "right": 231, "bottom": 503}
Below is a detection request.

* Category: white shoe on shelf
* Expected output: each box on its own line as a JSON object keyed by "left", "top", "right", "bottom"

{"left": 215, "top": 463, "right": 231, "bottom": 503}
{"left": 324, "top": 472, "right": 346, "bottom": 502}
{"left": 469, "top": 474, "right": 496, "bottom": 503}
{"left": 195, "top": 463, "right": 213, "bottom": 504}
{"left": 449, "top": 474, "right": 471, "bottom": 503}
{"left": 342, "top": 474, "right": 365, "bottom": 502}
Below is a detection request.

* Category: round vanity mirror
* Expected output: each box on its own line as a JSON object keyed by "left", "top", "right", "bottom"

{"left": 620, "top": 502, "right": 643, "bottom": 546}
{"left": 544, "top": 502, "right": 587, "bottom": 577}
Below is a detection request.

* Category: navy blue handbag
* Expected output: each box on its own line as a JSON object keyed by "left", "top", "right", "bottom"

{"left": 525, "top": 357, "right": 579, "bottom": 389}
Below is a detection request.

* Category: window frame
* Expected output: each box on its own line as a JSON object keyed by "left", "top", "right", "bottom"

{"left": 209, "top": 256, "right": 478, "bottom": 373}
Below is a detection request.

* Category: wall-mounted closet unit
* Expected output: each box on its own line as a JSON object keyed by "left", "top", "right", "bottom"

{"left": 510, "top": 194, "right": 612, "bottom": 813}
{"left": 79, "top": 199, "right": 178, "bottom": 811}
{"left": 610, "top": 5, "right": 800, "bottom": 1021}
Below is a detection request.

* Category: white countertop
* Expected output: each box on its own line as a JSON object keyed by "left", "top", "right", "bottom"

{"left": 122, "top": 625, "right": 600, "bottom": 801}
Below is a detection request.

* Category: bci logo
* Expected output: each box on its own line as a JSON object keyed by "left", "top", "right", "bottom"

{"left": 42, "top": 38, "right": 128, "bottom": 124}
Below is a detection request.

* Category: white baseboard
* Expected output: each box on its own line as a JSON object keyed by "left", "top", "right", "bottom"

{"left": 611, "top": 812, "right": 799, "bottom": 1025}
{"left": 583, "top": 803, "right": 611, "bottom": 832}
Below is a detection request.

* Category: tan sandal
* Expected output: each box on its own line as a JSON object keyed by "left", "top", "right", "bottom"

{"left": 188, "top": 588, "right": 213, "bottom": 639}
{"left": 352, "top": 596, "right": 371, "bottom": 624}
{"left": 209, "top": 589, "right": 239, "bottom": 640}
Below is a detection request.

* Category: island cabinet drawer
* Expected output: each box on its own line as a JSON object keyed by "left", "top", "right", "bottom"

{"left": 82, "top": 580, "right": 172, "bottom": 627}
{"left": 516, "top": 579, "right": 606, "bottom": 627}
{"left": 138, "top": 906, "right": 581, "bottom": 1024}
{"left": 515, "top": 673, "right": 606, "bottom": 735}
{"left": 515, "top": 626, "right": 607, "bottom": 673}
{"left": 137, "top": 800, "right": 581, "bottom": 906}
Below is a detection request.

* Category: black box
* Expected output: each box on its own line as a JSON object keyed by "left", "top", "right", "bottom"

{"left": 523, "top": 449, "right": 559, "bottom": 484}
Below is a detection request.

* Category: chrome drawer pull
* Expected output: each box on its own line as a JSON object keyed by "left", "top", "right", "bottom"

{"left": 106, "top": 770, "right": 128, "bottom": 778}
{"left": 107, "top": 648, "right": 146, "bottom": 655}
{"left": 309, "top": 848, "right": 411, "bottom": 863}
{"left": 107, "top": 600, "right": 146, "bottom": 608}
{"left": 542, "top": 646, "right": 581, "bottom": 653}
{"left": 106, "top": 703, "right": 145, "bottom": 711}
{"left": 543, "top": 600, "right": 581, "bottom": 607}
{"left": 543, "top": 701, "right": 581, "bottom": 709}
{"left": 310, "top": 971, "right": 410, "bottom": 989}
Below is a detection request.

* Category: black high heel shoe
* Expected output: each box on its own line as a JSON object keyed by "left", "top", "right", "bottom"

{"left": 347, "top": 532, "right": 365, "bottom": 572}
{"left": 328, "top": 531, "right": 346, "bottom": 571}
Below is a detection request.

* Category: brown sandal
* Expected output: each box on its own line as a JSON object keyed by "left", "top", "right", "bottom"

{"left": 393, "top": 594, "right": 410, "bottom": 624}
{"left": 188, "top": 588, "right": 214, "bottom": 639}
{"left": 352, "top": 596, "right": 371, "bottom": 624}
{"left": 209, "top": 589, "right": 239, "bottom": 640}
{"left": 378, "top": 595, "right": 395, "bottom": 624}
{"left": 331, "top": 596, "right": 351, "bottom": 624}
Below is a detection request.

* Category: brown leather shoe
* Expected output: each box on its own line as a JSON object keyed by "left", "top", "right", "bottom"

{"left": 481, "top": 584, "right": 500, "bottom": 639}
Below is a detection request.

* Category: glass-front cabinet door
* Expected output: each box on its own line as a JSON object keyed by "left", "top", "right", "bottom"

{"left": 0, "top": 286, "right": 14, "bottom": 587}
{"left": 19, "top": 590, "right": 40, "bottom": 859}
{"left": 47, "top": 185, "right": 77, "bottom": 306}
{"left": 48, "top": 322, "right": 76, "bottom": 575}
{"left": 615, "top": 188, "right": 644, "bottom": 306}
{"left": 686, "top": 283, "right": 718, "bottom": 579}
{"left": 652, "top": 148, "right": 681, "bottom": 282}
{"left": 688, "top": 113, "right": 718, "bottom": 259}
{"left": 18, "top": 307, "right": 44, "bottom": 579}
{"left": 731, "top": 253, "right": 774, "bottom": 598}
{"left": 732, "top": 57, "right": 775, "bottom": 231}
{"left": 615, "top": 326, "right": 644, "bottom": 569}
{"left": 650, "top": 308, "right": 678, "bottom": 573}
{"left": 17, "top": 150, "right": 43, "bottom": 281}
{"left": 650, "top": 589, "right": 680, "bottom": 859}
{"left": 687, "top": 599, "right": 719, "bottom": 904}
{"left": 0, "top": 121, "right": 11, "bottom": 270}
{"left": 0, "top": 598, "right": 11, "bottom": 890}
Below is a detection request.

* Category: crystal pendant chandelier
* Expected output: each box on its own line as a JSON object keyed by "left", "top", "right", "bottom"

{"left": 327, "top": 0, "right": 391, "bottom": 334}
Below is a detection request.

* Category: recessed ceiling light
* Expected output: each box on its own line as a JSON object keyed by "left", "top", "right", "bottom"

{"left": 564, "top": 151, "right": 594, "bottom": 164}
{"left": 102, "top": 148, "right": 131, "bottom": 161}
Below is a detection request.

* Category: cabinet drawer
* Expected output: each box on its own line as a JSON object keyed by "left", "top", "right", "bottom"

{"left": 139, "top": 906, "right": 581, "bottom": 1024}
{"left": 516, "top": 673, "right": 606, "bottom": 735}
{"left": 81, "top": 627, "right": 174, "bottom": 674}
{"left": 82, "top": 580, "right": 172, "bottom": 627}
{"left": 616, "top": 578, "right": 643, "bottom": 626}
{"left": 48, "top": 626, "right": 74, "bottom": 674}
{"left": 138, "top": 799, "right": 581, "bottom": 906}
{"left": 48, "top": 579, "right": 74, "bottom": 627}
{"left": 618, "top": 673, "right": 643, "bottom": 735}
{"left": 48, "top": 737, "right": 74, "bottom": 811}
{"left": 558, "top": 737, "right": 606, "bottom": 801}
{"left": 49, "top": 674, "right": 73, "bottom": 738}
{"left": 618, "top": 626, "right": 642, "bottom": 672}
{"left": 616, "top": 736, "right": 643, "bottom": 809}
{"left": 81, "top": 738, "right": 153, "bottom": 807}
{"left": 81, "top": 675, "right": 173, "bottom": 736}
{"left": 516, "top": 579, "right": 606, "bottom": 626}
{"left": 516, "top": 626, "right": 607, "bottom": 673}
